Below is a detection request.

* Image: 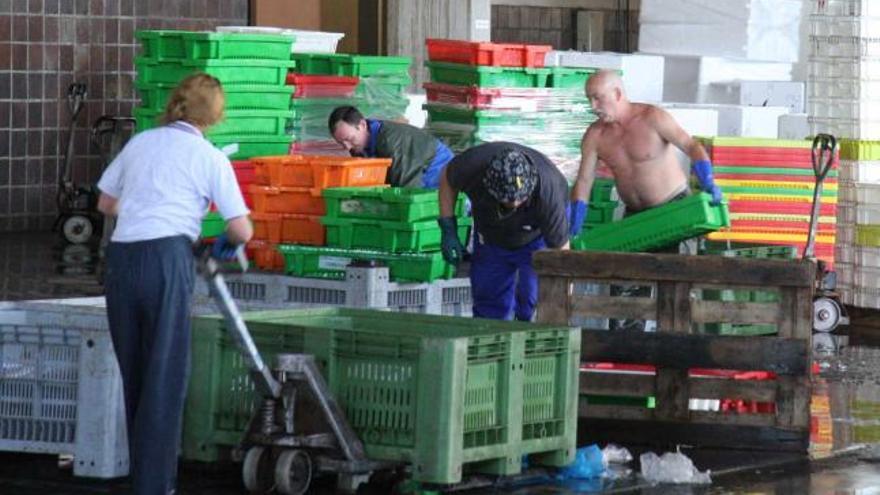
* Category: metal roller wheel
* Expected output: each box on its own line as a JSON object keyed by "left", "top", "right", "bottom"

{"left": 242, "top": 446, "right": 275, "bottom": 494}
{"left": 813, "top": 296, "right": 843, "bottom": 333}
{"left": 274, "top": 449, "right": 312, "bottom": 495}
{"left": 62, "top": 214, "right": 94, "bottom": 244}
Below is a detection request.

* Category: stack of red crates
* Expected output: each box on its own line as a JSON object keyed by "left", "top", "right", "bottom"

{"left": 703, "top": 138, "right": 839, "bottom": 268}
{"left": 246, "top": 154, "right": 391, "bottom": 270}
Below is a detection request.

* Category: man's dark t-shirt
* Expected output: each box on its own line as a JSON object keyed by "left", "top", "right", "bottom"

{"left": 445, "top": 142, "right": 569, "bottom": 249}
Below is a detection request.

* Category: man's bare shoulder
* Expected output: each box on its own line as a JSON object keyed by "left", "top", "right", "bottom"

{"left": 631, "top": 103, "right": 666, "bottom": 121}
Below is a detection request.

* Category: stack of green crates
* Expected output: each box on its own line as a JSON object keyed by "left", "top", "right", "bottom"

{"left": 278, "top": 187, "right": 469, "bottom": 282}
{"left": 423, "top": 51, "right": 598, "bottom": 175}
{"left": 183, "top": 307, "right": 580, "bottom": 485}
{"left": 287, "top": 53, "right": 412, "bottom": 146}
{"left": 134, "top": 30, "right": 297, "bottom": 160}
{"left": 700, "top": 243, "right": 798, "bottom": 335}
{"left": 567, "top": 178, "right": 623, "bottom": 235}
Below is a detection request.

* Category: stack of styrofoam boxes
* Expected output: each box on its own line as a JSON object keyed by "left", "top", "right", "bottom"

{"left": 639, "top": 0, "right": 805, "bottom": 139}
{"left": 836, "top": 140, "right": 880, "bottom": 308}
{"left": 544, "top": 51, "right": 665, "bottom": 103}
{"left": 808, "top": 1, "right": 880, "bottom": 140}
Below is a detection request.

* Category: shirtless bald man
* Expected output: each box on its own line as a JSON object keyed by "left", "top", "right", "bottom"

{"left": 568, "top": 70, "right": 723, "bottom": 237}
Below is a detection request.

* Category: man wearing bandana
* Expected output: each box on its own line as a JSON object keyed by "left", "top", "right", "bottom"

{"left": 438, "top": 142, "right": 570, "bottom": 321}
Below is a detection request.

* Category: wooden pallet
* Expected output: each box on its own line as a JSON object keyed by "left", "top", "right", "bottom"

{"left": 535, "top": 251, "right": 815, "bottom": 452}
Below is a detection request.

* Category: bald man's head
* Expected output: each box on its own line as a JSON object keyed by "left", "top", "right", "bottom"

{"left": 585, "top": 69, "right": 628, "bottom": 123}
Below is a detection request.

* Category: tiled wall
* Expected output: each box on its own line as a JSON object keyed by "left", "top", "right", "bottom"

{"left": 0, "top": 0, "right": 248, "bottom": 232}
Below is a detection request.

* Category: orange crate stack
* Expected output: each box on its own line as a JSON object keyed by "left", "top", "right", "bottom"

{"left": 247, "top": 154, "right": 390, "bottom": 271}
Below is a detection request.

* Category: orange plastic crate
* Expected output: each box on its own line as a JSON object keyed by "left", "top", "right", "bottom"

{"left": 250, "top": 212, "right": 283, "bottom": 243}
{"left": 426, "top": 39, "right": 551, "bottom": 67}
{"left": 252, "top": 155, "right": 312, "bottom": 187}
{"left": 248, "top": 185, "right": 326, "bottom": 215}
{"left": 248, "top": 240, "right": 284, "bottom": 271}
{"left": 308, "top": 156, "right": 391, "bottom": 189}
{"left": 280, "top": 214, "right": 325, "bottom": 245}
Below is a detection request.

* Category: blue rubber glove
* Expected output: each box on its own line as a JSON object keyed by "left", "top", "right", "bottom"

{"left": 211, "top": 233, "right": 240, "bottom": 261}
{"left": 569, "top": 200, "right": 588, "bottom": 237}
{"left": 438, "top": 217, "right": 464, "bottom": 266}
{"left": 693, "top": 159, "right": 723, "bottom": 205}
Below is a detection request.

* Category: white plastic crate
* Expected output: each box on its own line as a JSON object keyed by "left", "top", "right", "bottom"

{"left": 810, "top": 35, "right": 880, "bottom": 58}
{"left": 193, "top": 266, "right": 473, "bottom": 317}
{"left": 838, "top": 223, "right": 856, "bottom": 244}
{"left": 836, "top": 243, "right": 854, "bottom": 263}
{"left": 810, "top": 15, "right": 880, "bottom": 37}
{"left": 838, "top": 182, "right": 880, "bottom": 203}
{"left": 836, "top": 200, "right": 856, "bottom": 224}
{"left": 808, "top": 55, "right": 880, "bottom": 79}
{"left": 216, "top": 26, "right": 344, "bottom": 54}
{"left": 813, "top": 0, "right": 880, "bottom": 16}
{"left": 838, "top": 159, "right": 880, "bottom": 183}
{"left": 852, "top": 264, "right": 880, "bottom": 286}
{"left": 808, "top": 97, "right": 880, "bottom": 120}
{"left": 854, "top": 246, "right": 880, "bottom": 266}
{"left": 836, "top": 261, "right": 855, "bottom": 286}
{"left": 808, "top": 77, "right": 880, "bottom": 100}
{"left": 809, "top": 116, "right": 880, "bottom": 140}
{"left": 0, "top": 303, "right": 128, "bottom": 479}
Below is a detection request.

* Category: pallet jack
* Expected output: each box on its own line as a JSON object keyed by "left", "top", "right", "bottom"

{"left": 807, "top": 133, "right": 849, "bottom": 333}
{"left": 196, "top": 246, "right": 396, "bottom": 494}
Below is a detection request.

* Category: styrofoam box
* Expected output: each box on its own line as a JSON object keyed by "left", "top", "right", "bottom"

{"left": 639, "top": 21, "right": 800, "bottom": 63}
{"left": 704, "top": 81, "right": 805, "bottom": 113}
{"left": 641, "top": 0, "right": 801, "bottom": 24}
{"left": 216, "top": 26, "right": 344, "bottom": 54}
{"left": 839, "top": 160, "right": 880, "bottom": 184}
{"left": 811, "top": 15, "right": 880, "bottom": 37}
{"left": 543, "top": 51, "right": 665, "bottom": 102}
{"left": 809, "top": 77, "right": 880, "bottom": 100}
{"left": 405, "top": 93, "right": 427, "bottom": 128}
{"left": 810, "top": 35, "right": 880, "bottom": 58}
{"left": 660, "top": 106, "right": 719, "bottom": 172}
{"left": 813, "top": 0, "right": 880, "bottom": 17}
{"left": 667, "top": 103, "right": 788, "bottom": 138}
{"left": 778, "top": 113, "right": 810, "bottom": 139}
{"left": 809, "top": 56, "right": 880, "bottom": 79}
{"left": 659, "top": 55, "right": 793, "bottom": 103}
{"left": 810, "top": 116, "right": 880, "bottom": 140}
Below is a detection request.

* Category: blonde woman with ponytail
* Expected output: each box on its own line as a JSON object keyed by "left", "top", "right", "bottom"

{"left": 96, "top": 72, "right": 252, "bottom": 495}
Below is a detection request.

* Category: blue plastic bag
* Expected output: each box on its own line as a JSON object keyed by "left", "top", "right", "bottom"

{"left": 556, "top": 444, "right": 606, "bottom": 480}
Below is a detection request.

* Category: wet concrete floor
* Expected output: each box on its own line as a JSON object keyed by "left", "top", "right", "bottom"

{"left": 1, "top": 232, "right": 879, "bottom": 494}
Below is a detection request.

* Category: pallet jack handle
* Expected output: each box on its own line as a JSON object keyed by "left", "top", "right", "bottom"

{"left": 196, "top": 244, "right": 282, "bottom": 399}
{"left": 805, "top": 133, "right": 836, "bottom": 260}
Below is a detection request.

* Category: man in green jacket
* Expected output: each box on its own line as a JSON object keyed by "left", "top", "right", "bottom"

{"left": 329, "top": 105, "right": 454, "bottom": 188}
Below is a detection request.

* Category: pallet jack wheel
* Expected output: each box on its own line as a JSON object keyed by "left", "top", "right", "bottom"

{"left": 62, "top": 214, "right": 94, "bottom": 244}
{"left": 242, "top": 446, "right": 275, "bottom": 494}
{"left": 274, "top": 449, "right": 312, "bottom": 495}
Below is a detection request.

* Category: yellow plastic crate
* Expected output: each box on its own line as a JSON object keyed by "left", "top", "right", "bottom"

{"left": 716, "top": 179, "right": 838, "bottom": 192}
{"left": 726, "top": 193, "right": 839, "bottom": 204}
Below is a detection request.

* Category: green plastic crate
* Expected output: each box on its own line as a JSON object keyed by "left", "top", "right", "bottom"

{"left": 137, "top": 82, "right": 294, "bottom": 112}
{"left": 322, "top": 187, "right": 467, "bottom": 223}
{"left": 423, "top": 103, "right": 548, "bottom": 128}
{"left": 200, "top": 211, "right": 225, "bottom": 238}
{"left": 135, "top": 107, "right": 295, "bottom": 136}
{"left": 547, "top": 67, "right": 596, "bottom": 88}
{"left": 856, "top": 225, "right": 880, "bottom": 246}
{"left": 585, "top": 201, "right": 619, "bottom": 225}
{"left": 355, "top": 75, "right": 413, "bottom": 97}
{"left": 322, "top": 216, "right": 472, "bottom": 253}
{"left": 277, "top": 245, "right": 456, "bottom": 282}
{"left": 572, "top": 193, "right": 730, "bottom": 252}
{"left": 208, "top": 135, "right": 293, "bottom": 160}
{"left": 426, "top": 61, "right": 550, "bottom": 88}
{"left": 289, "top": 52, "right": 349, "bottom": 74}
{"left": 186, "top": 308, "right": 580, "bottom": 483}
{"left": 135, "top": 57, "right": 296, "bottom": 86}
{"left": 332, "top": 55, "right": 411, "bottom": 77}
{"left": 137, "top": 30, "right": 295, "bottom": 61}
{"left": 590, "top": 178, "right": 617, "bottom": 202}
{"left": 840, "top": 139, "right": 880, "bottom": 161}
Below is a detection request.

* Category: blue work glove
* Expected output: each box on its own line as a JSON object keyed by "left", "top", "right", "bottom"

{"left": 569, "top": 200, "right": 588, "bottom": 237}
{"left": 438, "top": 216, "right": 464, "bottom": 266}
{"left": 693, "top": 159, "right": 723, "bottom": 205}
{"left": 211, "top": 233, "right": 240, "bottom": 261}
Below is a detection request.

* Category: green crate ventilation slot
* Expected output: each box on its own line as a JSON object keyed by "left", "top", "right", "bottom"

{"left": 333, "top": 332, "right": 420, "bottom": 449}
{"left": 463, "top": 335, "right": 510, "bottom": 449}
{"left": 522, "top": 330, "right": 569, "bottom": 441}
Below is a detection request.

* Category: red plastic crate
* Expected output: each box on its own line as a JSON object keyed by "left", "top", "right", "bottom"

{"left": 286, "top": 73, "right": 360, "bottom": 98}
{"left": 716, "top": 173, "right": 837, "bottom": 184}
{"left": 426, "top": 39, "right": 552, "bottom": 67}
{"left": 423, "top": 82, "right": 551, "bottom": 109}
{"left": 729, "top": 219, "right": 838, "bottom": 234}
{"left": 232, "top": 160, "right": 255, "bottom": 186}
{"left": 709, "top": 148, "right": 839, "bottom": 168}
